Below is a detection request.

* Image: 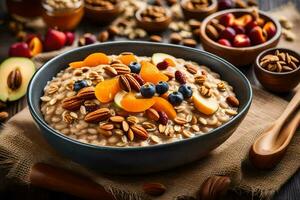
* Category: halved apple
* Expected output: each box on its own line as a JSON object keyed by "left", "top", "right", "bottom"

{"left": 152, "top": 53, "right": 177, "bottom": 66}
{"left": 0, "top": 57, "right": 35, "bottom": 102}
{"left": 193, "top": 93, "right": 219, "bottom": 115}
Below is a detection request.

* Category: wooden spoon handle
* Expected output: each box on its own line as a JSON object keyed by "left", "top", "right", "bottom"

{"left": 29, "top": 163, "right": 115, "bottom": 200}
{"left": 276, "top": 88, "right": 300, "bottom": 127}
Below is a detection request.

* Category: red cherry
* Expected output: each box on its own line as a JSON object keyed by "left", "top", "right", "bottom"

{"left": 233, "top": 34, "right": 251, "bottom": 47}
{"left": 44, "top": 29, "right": 67, "bottom": 51}
{"left": 220, "top": 27, "right": 236, "bottom": 41}
{"left": 218, "top": 39, "right": 232, "bottom": 47}
{"left": 9, "top": 42, "right": 31, "bottom": 58}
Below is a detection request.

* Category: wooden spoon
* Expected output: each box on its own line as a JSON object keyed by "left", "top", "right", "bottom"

{"left": 249, "top": 88, "right": 300, "bottom": 169}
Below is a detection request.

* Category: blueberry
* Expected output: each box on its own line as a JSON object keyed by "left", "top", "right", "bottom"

{"left": 155, "top": 81, "right": 169, "bottom": 95}
{"left": 140, "top": 83, "right": 156, "bottom": 98}
{"left": 74, "top": 80, "right": 88, "bottom": 91}
{"left": 178, "top": 84, "right": 193, "bottom": 99}
{"left": 129, "top": 61, "right": 141, "bottom": 73}
{"left": 168, "top": 91, "right": 183, "bottom": 106}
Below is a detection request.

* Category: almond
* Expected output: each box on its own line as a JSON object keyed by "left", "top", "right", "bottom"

{"left": 84, "top": 108, "right": 111, "bottom": 123}
{"left": 109, "top": 116, "right": 125, "bottom": 123}
{"left": 62, "top": 96, "right": 83, "bottom": 111}
{"left": 131, "top": 125, "right": 148, "bottom": 140}
{"left": 146, "top": 108, "right": 160, "bottom": 121}
{"left": 125, "top": 74, "right": 141, "bottom": 91}
{"left": 122, "top": 121, "right": 129, "bottom": 132}
{"left": 226, "top": 96, "right": 239, "bottom": 107}
{"left": 111, "top": 63, "right": 131, "bottom": 74}
{"left": 103, "top": 65, "right": 118, "bottom": 77}
{"left": 119, "top": 75, "right": 131, "bottom": 92}
{"left": 77, "top": 87, "right": 95, "bottom": 100}
{"left": 99, "top": 123, "right": 114, "bottom": 131}
{"left": 127, "top": 128, "right": 134, "bottom": 141}
{"left": 143, "top": 182, "right": 166, "bottom": 196}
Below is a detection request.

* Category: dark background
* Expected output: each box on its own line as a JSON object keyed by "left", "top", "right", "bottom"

{"left": 0, "top": 0, "right": 299, "bottom": 199}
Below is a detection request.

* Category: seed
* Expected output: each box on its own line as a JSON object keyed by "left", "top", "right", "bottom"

{"left": 174, "top": 117, "right": 187, "bottom": 125}
{"left": 174, "top": 125, "right": 182, "bottom": 132}
{"left": 182, "top": 130, "right": 192, "bottom": 138}
{"left": 109, "top": 116, "right": 125, "bottom": 123}
{"left": 198, "top": 117, "right": 207, "bottom": 125}
{"left": 122, "top": 121, "right": 129, "bottom": 132}
{"left": 150, "top": 135, "right": 161, "bottom": 144}
{"left": 225, "top": 109, "right": 238, "bottom": 116}
{"left": 127, "top": 116, "right": 139, "bottom": 124}
{"left": 158, "top": 124, "right": 166, "bottom": 133}
{"left": 100, "top": 123, "right": 114, "bottom": 131}
{"left": 127, "top": 128, "right": 134, "bottom": 141}
{"left": 192, "top": 125, "right": 200, "bottom": 132}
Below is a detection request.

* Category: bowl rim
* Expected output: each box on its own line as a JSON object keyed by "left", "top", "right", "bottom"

{"left": 255, "top": 47, "right": 300, "bottom": 75}
{"left": 180, "top": 0, "right": 218, "bottom": 12}
{"left": 200, "top": 8, "right": 282, "bottom": 51}
{"left": 27, "top": 41, "right": 252, "bottom": 151}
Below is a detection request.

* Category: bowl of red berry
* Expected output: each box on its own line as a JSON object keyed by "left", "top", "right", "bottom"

{"left": 200, "top": 9, "right": 281, "bottom": 67}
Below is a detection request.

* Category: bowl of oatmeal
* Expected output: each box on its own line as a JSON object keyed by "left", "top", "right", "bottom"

{"left": 28, "top": 41, "right": 252, "bottom": 174}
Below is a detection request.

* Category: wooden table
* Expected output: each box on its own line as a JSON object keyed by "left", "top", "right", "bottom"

{"left": 0, "top": 0, "right": 299, "bottom": 199}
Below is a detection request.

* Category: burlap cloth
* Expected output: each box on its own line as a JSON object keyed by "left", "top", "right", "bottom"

{"left": 0, "top": 3, "right": 300, "bottom": 200}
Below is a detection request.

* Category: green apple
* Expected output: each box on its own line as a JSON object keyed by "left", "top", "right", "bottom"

{"left": 0, "top": 57, "right": 35, "bottom": 102}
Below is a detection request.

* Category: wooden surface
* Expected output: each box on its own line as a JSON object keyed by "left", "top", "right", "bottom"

{"left": 0, "top": 0, "right": 299, "bottom": 199}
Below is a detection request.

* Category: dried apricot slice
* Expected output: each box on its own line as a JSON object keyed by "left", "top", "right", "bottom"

{"left": 152, "top": 97, "right": 176, "bottom": 119}
{"left": 164, "top": 58, "right": 176, "bottom": 67}
{"left": 95, "top": 78, "right": 120, "bottom": 103}
{"left": 140, "top": 61, "right": 169, "bottom": 84}
{"left": 118, "top": 54, "right": 137, "bottom": 66}
{"left": 83, "top": 52, "right": 110, "bottom": 67}
{"left": 121, "top": 92, "right": 155, "bottom": 112}
{"left": 69, "top": 61, "right": 85, "bottom": 68}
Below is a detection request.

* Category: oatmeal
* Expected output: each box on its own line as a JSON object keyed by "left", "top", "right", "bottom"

{"left": 40, "top": 52, "right": 239, "bottom": 147}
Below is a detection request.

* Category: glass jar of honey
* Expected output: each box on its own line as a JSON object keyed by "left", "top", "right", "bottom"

{"left": 6, "top": 0, "right": 42, "bottom": 20}
{"left": 42, "top": 0, "right": 84, "bottom": 31}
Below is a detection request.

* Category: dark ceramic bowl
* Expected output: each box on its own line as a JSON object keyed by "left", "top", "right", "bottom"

{"left": 27, "top": 42, "right": 252, "bottom": 174}
{"left": 200, "top": 9, "right": 282, "bottom": 67}
{"left": 135, "top": 7, "right": 172, "bottom": 32}
{"left": 254, "top": 48, "right": 300, "bottom": 93}
{"left": 180, "top": 0, "right": 218, "bottom": 20}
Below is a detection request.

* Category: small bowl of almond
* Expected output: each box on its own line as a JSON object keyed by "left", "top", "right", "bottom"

{"left": 254, "top": 48, "right": 300, "bottom": 93}
{"left": 135, "top": 5, "right": 172, "bottom": 32}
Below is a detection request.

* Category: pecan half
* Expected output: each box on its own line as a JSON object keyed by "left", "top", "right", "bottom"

{"left": 7, "top": 68, "right": 22, "bottom": 90}
{"left": 143, "top": 182, "right": 166, "bottom": 196}
{"left": 62, "top": 96, "right": 83, "bottom": 111}
{"left": 184, "top": 63, "right": 198, "bottom": 74}
{"left": 111, "top": 63, "right": 131, "bottom": 74}
{"left": 77, "top": 87, "right": 95, "bottom": 100}
{"left": 131, "top": 73, "right": 145, "bottom": 85}
{"left": 119, "top": 75, "right": 131, "bottom": 92}
{"left": 131, "top": 124, "right": 148, "bottom": 140}
{"left": 198, "top": 175, "right": 231, "bottom": 200}
{"left": 84, "top": 108, "right": 111, "bottom": 123}
{"left": 103, "top": 65, "right": 118, "bottom": 77}
{"left": 125, "top": 73, "right": 141, "bottom": 91}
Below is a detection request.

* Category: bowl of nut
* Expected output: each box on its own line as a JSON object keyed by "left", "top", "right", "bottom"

{"left": 135, "top": 5, "right": 172, "bottom": 32}
{"left": 180, "top": 0, "right": 218, "bottom": 20}
{"left": 84, "top": 0, "right": 122, "bottom": 24}
{"left": 254, "top": 48, "right": 300, "bottom": 93}
{"left": 200, "top": 9, "right": 281, "bottom": 67}
{"left": 27, "top": 41, "right": 252, "bottom": 174}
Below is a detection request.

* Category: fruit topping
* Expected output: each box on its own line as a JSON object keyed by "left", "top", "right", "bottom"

{"left": 0, "top": 57, "right": 35, "bottom": 102}
{"left": 168, "top": 91, "right": 184, "bottom": 106}
{"left": 78, "top": 33, "right": 97, "bottom": 46}
{"left": 119, "top": 53, "right": 137, "bottom": 66}
{"left": 175, "top": 70, "right": 186, "bottom": 84}
{"left": 129, "top": 61, "right": 141, "bottom": 73}
{"left": 152, "top": 97, "right": 176, "bottom": 119}
{"left": 28, "top": 37, "right": 43, "bottom": 57}
{"left": 234, "top": 14, "right": 253, "bottom": 27}
{"left": 263, "top": 21, "right": 276, "bottom": 39}
{"left": 158, "top": 111, "right": 168, "bottom": 125}
{"left": 193, "top": 92, "right": 219, "bottom": 115}
{"left": 117, "top": 92, "right": 155, "bottom": 112}
{"left": 95, "top": 78, "right": 120, "bottom": 103}
{"left": 83, "top": 52, "right": 110, "bottom": 67}
{"left": 9, "top": 42, "right": 31, "bottom": 58}
{"left": 140, "top": 83, "right": 156, "bottom": 98}
{"left": 64, "top": 32, "right": 75, "bottom": 46}
{"left": 233, "top": 34, "right": 251, "bottom": 47}
{"left": 219, "top": 13, "right": 235, "bottom": 27}
{"left": 140, "top": 61, "right": 169, "bottom": 84}
{"left": 249, "top": 26, "right": 267, "bottom": 45}
{"left": 155, "top": 81, "right": 169, "bottom": 95}
{"left": 178, "top": 84, "right": 193, "bottom": 99}
{"left": 156, "top": 60, "right": 169, "bottom": 70}
{"left": 220, "top": 27, "right": 236, "bottom": 41}
{"left": 152, "top": 53, "right": 176, "bottom": 66}
{"left": 69, "top": 61, "right": 86, "bottom": 68}
{"left": 218, "top": 0, "right": 235, "bottom": 10}
{"left": 74, "top": 80, "right": 88, "bottom": 91}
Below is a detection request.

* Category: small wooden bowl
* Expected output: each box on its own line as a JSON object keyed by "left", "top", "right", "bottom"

{"left": 254, "top": 48, "right": 300, "bottom": 93}
{"left": 84, "top": 2, "right": 121, "bottom": 24}
{"left": 200, "top": 9, "right": 282, "bottom": 67}
{"left": 180, "top": 0, "right": 218, "bottom": 21}
{"left": 135, "top": 7, "right": 172, "bottom": 33}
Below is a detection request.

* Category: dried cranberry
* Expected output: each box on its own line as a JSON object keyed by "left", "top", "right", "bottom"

{"left": 175, "top": 70, "right": 186, "bottom": 84}
{"left": 131, "top": 73, "right": 145, "bottom": 85}
{"left": 158, "top": 111, "right": 168, "bottom": 125}
{"left": 156, "top": 60, "right": 169, "bottom": 70}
